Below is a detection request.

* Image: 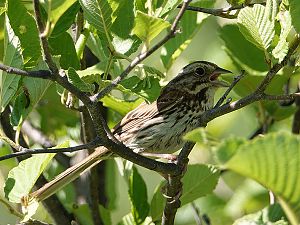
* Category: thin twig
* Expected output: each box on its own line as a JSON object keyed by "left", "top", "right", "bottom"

{"left": 93, "top": 0, "right": 193, "bottom": 101}
{"left": 0, "top": 139, "right": 100, "bottom": 161}
{"left": 179, "top": 2, "right": 266, "bottom": 19}
{"left": 33, "top": 0, "right": 58, "bottom": 74}
{"left": 191, "top": 202, "right": 202, "bottom": 225}
{"left": 0, "top": 198, "right": 23, "bottom": 218}
{"left": 0, "top": 63, "right": 52, "bottom": 79}
{"left": 214, "top": 70, "right": 246, "bottom": 108}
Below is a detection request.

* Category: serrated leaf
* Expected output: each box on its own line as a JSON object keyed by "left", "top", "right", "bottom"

{"left": 67, "top": 67, "right": 95, "bottom": 92}
{"left": 4, "top": 141, "right": 69, "bottom": 203}
{"left": 132, "top": 11, "right": 170, "bottom": 43}
{"left": 0, "top": 16, "right": 22, "bottom": 112}
{"left": 226, "top": 132, "right": 300, "bottom": 224}
{"left": 272, "top": 11, "right": 292, "bottom": 62}
{"left": 7, "top": 0, "right": 41, "bottom": 68}
{"left": 128, "top": 167, "right": 149, "bottom": 225}
{"left": 181, "top": 164, "right": 220, "bottom": 205}
{"left": 79, "top": 0, "right": 113, "bottom": 44}
{"left": 289, "top": 0, "right": 300, "bottom": 33}
{"left": 237, "top": 0, "right": 278, "bottom": 50}
{"left": 161, "top": 0, "right": 214, "bottom": 69}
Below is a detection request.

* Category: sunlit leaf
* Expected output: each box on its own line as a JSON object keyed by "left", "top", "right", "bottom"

{"left": 237, "top": 0, "right": 278, "bottom": 50}
{"left": 0, "top": 16, "right": 22, "bottom": 112}
{"left": 272, "top": 11, "right": 292, "bottom": 62}
{"left": 132, "top": 11, "right": 170, "bottom": 43}
{"left": 4, "top": 141, "right": 69, "bottom": 203}
{"left": 7, "top": 0, "right": 41, "bottom": 68}
{"left": 226, "top": 132, "right": 300, "bottom": 224}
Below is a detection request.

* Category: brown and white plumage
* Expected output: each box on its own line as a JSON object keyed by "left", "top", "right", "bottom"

{"left": 30, "top": 61, "right": 231, "bottom": 201}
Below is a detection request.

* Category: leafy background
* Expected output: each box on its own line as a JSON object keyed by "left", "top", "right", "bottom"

{"left": 0, "top": 0, "right": 300, "bottom": 224}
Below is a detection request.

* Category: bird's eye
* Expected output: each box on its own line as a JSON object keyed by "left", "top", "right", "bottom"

{"left": 195, "top": 67, "right": 205, "bottom": 76}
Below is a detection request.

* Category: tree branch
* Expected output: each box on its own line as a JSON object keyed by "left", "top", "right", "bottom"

{"left": 179, "top": 2, "right": 266, "bottom": 19}
{"left": 0, "top": 63, "right": 52, "bottom": 79}
{"left": 92, "top": 0, "right": 193, "bottom": 101}
{"left": 0, "top": 139, "right": 100, "bottom": 161}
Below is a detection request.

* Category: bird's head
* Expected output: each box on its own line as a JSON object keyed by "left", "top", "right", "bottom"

{"left": 166, "top": 61, "right": 231, "bottom": 94}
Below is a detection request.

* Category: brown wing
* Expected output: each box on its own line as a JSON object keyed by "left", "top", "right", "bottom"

{"left": 113, "top": 88, "right": 182, "bottom": 137}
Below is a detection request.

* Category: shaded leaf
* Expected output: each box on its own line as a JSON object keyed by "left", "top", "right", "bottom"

{"left": 289, "top": 0, "right": 300, "bottom": 33}
{"left": 128, "top": 167, "right": 149, "bottom": 224}
{"left": 220, "top": 24, "right": 268, "bottom": 73}
{"left": 51, "top": 2, "right": 80, "bottom": 37}
{"left": 181, "top": 164, "right": 220, "bottom": 205}
{"left": 226, "top": 132, "right": 300, "bottom": 224}
{"left": 150, "top": 182, "right": 165, "bottom": 222}
{"left": 48, "top": 32, "right": 80, "bottom": 70}
{"left": 67, "top": 67, "right": 95, "bottom": 92}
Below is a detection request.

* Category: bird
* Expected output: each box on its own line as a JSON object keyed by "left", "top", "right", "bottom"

{"left": 29, "top": 61, "right": 231, "bottom": 202}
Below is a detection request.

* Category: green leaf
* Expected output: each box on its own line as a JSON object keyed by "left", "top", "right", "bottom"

{"left": 10, "top": 60, "right": 53, "bottom": 127}
{"left": 150, "top": 183, "right": 165, "bottom": 222}
{"left": 159, "top": 0, "right": 182, "bottom": 17}
{"left": 101, "top": 95, "right": 143, "bottom": 116}
{"left": 99, "top": 205, "right": 112, "bottom": 225}
{"left": 7, "top": 0, "right": 41, "bottom": 68}
{"left": 289, "top": 0, "right": 300, "bottom": 33}
{"left": 51, "top": 2, "right": 80, "bottom": 37}
{"left": 48, "top": 32, "right": 80, "bottom": 70}
{"left": 215, "top": 137, "right": 247, "bottom": 164}
{"left": 226, "top": 132, "right": 300, "bottom": 224}
{"left": 132, "top": 11, "right": 170, "bottom": 43}
{"left": 4, "top": 142, "right": 69, "bottom": 203}
{"left": 233, "top": 204, "right": 288, "bottom": 225}
{"left": 128, "top": 166, "right": 149, "bottom": 225}
{"left": 67, "top": 67, "right": 95, "bottom": 93}
{"left": 237, "top": 0, "right": 278, "bottom": 50}
{"left": 272, "top": 11, "right": 292, "bottom": 62}
{"left": 120, "top": 76, "right": 161, "bottom": 103}
{"left": 161, "top": 0, "right": 215, "bottom": 69}
{"left": 143, "top": 65, "right": 165, "bottom": 78}
{"left": 79, "top": 0, "right": 113, "bottom": 45}
{"left": 118, "top": 214, "right": 154, "bottom": 225}
{"left": 0, "top": 16, "right": 22, "bottom": 112}
{"left": 47, "top": 0, "right": 77, "bottom": 34}
{"left": 220, "top": 24, "right": 268, "bottom": 73}
{"left": 181, "top": 164, "right": 220, "bottom": 205}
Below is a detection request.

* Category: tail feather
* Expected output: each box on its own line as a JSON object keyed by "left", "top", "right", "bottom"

{"left": 30, "top": 147, "right": 110, "bottom": 202}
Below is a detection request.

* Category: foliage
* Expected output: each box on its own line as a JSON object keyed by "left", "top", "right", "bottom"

{"left": 0, "top": 0, "right": 300, "bottom": 225}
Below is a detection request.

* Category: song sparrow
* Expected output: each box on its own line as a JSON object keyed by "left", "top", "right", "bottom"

{"left": 30, "top": 61, "right": 231, "bottom": 201}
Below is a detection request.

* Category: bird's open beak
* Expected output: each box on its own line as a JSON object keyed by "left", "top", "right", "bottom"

{"left": 210, "top": 66, "right": 232, "bottom": 87}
